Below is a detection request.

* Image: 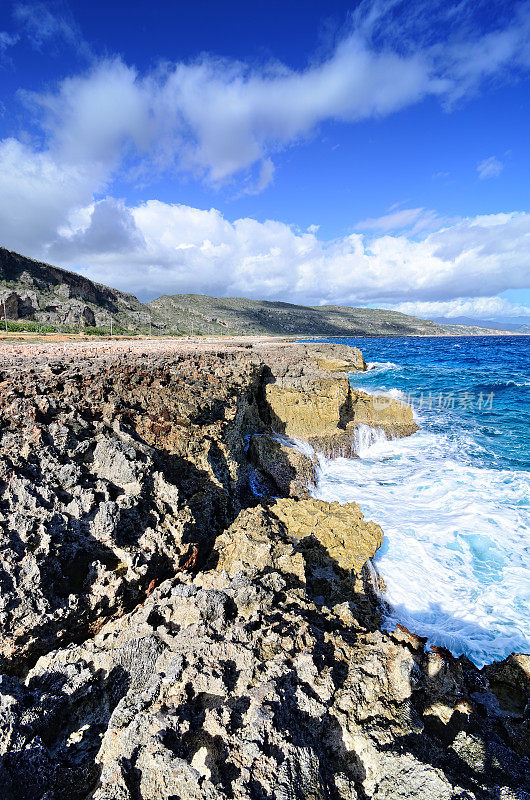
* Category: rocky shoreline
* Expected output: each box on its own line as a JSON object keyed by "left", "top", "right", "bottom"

{"left": 0, "top": 339, "right": 527, "bottom": 799}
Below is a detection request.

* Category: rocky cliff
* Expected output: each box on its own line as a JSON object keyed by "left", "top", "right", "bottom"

{"left": 0, "top": 339, "right": 527, "bottom": 800}
{"left": 0, "top": 247, "right": 157, "bottom": 330}
{"left": 260, "top": 342, "right": 417, "bottom": 457}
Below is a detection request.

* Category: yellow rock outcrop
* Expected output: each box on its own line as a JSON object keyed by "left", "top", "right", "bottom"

{"left": 265, "top": 376, "right": 352, "bottom": 440}
{"left": 214, "top": 497, "right": 383, "bottom": 581}
{"left": 265, "top": 376, "right": 418, "bottom": 458}
{"left": 270, "top": 497, "right": 383, "bottom": 574}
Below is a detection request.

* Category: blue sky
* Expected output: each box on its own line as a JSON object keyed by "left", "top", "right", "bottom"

{"left": 1, "top": 0, "right": 530, "bottom": 323}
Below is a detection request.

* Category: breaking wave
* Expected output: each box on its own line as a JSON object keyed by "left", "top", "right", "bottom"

{"left": 309, "top": 335, "right": 530, "bottom": 667}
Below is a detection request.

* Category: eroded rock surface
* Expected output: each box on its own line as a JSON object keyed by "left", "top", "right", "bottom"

{"left": 268, "top": 497, "right": 384, "bottom": 574}
{"left": 0, "top": 340, "right": 526, "bottom": 800}
{"left": 0, "top": 346, "right": 266, "bottom": 672}
{"left": 1, "top": 501, "right": 528, "bottom": 800}
{"left": 262, "top": 345, "right": 417, "bottom": 457}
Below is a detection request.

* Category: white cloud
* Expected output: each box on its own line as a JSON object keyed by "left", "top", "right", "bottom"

{"left": 24, "top": 43, "right": 440, "bottom": 187}
{"left": 53, "top": 197, "right": 145, "bottom": 257}
{"left": 241, "top": 158, "right": 275, "bottom": 196}
{"left": 356, "top": 207, "right": 441, "bottom": 233}
{"left": 0, "top": 31, "right": 19, "bottom": 52}
{"left": 393, "top": 297, "right": 530, "bottom": 320}
{"left": 477, "top": 156, "right": 504, "bottom": 179}
{"left": 31, "top": 59, "right": 149, "bottom": 167}
{"left": 37, "top": 202, "right": 530, "bottom": 310}
{"left": 13, "top": 2, "right": 90, "bottom": 55}
{"left": 5, "top": 0, "right": 529, "bottom": 201}
{"left": 0, "top": 138, "right": 98, "bottom": 252}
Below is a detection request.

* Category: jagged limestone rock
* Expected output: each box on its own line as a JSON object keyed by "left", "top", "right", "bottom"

{"left": 0, "top": 347, "right": 264, "bottom": 671}
{"left": 0, "top": 516, "right": 527, "bottom": 800}
{"left": 0, "top": 340, "right": 526, "bottom": 800}
{"left": 268, "top": 497, "right": 384, "bottom": 574}
{"left": 347, "top": 390, "right": 418, "bottom": 436}
{"left": 265, "top": 376, "right": 418, "bottom": 457}
{"left": 298, "top": 342, "right": 366, "bottom": 372}
{"left": 265, "top": 376, "right": 352, "bottom": 439}
{"left": 213, "top": 505, "right": 307, "bottom": 584}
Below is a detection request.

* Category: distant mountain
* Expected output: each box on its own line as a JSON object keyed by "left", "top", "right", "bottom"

{"left": 149, "top": 294, "right": 511, "bottom": 337}
{"left": 433, "top": 316, "right": 522, "bottom": 332}
{"left": 0, "top": 247, "right": 158, "bottom": 331}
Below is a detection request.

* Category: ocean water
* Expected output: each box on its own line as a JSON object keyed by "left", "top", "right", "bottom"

{"left": 308, "top": 336, "right": 530, "bottom": 667}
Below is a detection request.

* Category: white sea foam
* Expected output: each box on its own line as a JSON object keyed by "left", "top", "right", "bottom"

{"left": 366, "top": 361, "right": 401, "bottom": 372}
{"left": 359, "top": 387, "right": 407, "bottom": 401}
{"left": 270, "top": 432, "right": 317, "bottom": 458}
{"left": 312, "top": 425, "right": 530, "bottom": 666}
{"left": 351, "top": 423, "right": 389, "bottom": 457}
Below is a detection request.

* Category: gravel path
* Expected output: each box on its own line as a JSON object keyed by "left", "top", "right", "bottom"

{"left": 0, "top": 335, "right": 296, "bottom": 371}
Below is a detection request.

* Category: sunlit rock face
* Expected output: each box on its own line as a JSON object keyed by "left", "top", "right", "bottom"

{"left": 263, "top": 342, "right": 417, "bottom": 457}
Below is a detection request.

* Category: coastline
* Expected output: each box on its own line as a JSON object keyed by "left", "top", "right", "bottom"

{"left": 0, "top": 327, "right": 527, "bottom": 353}
{"left": 0, "top": 338, "right": 527, "bottom": 798}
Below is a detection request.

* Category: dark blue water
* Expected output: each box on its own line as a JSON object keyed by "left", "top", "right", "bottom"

{"left": 308, "top": 336, "right": 530, "bottom": 666}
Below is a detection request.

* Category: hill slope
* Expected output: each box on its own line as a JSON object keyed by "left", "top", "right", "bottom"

{"left": 0, "top": 247, "right": 157, "bottom": 330}
{"left": 148, "top": 293, "right": 510, "bottom": 337}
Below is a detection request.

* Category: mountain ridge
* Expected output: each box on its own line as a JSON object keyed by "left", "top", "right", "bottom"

{"left": 148, "top": 292, "right": 514, "bottom": 337}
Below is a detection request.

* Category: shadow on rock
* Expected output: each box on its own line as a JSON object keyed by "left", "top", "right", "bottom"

{"left": 0, "top": 665, "right": 129, "bottom": 800}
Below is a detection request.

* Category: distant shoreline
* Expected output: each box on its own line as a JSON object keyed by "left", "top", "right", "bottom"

{"left": 0, "top": 329, "right": 526, "bottom": 348}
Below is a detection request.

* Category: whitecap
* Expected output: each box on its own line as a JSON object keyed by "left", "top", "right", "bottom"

{"left": 359, "top": 387, "right": 407, "bottom": 401}
{"left": 366, "top": 361, "right": 401, "bottom": 371}
{"left": 312, "top": 427, "right": 530, "bottom": 667}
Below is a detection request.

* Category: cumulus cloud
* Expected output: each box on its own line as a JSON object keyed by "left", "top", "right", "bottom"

{"left": 5, "top": 0, "right": 530, "bottom": 198}
{"left": 477, "top": 156, "right": 504, "bottom": 179}
{"left": 0, "top": 138, "right": 98, "bottom": 252}
{"left": 53, "top": 197, "right": 145, "bottom": 257}
{"left": 24, "top": 42, "right": 440, "bottom": 187}
{"left": 38, "top": 202, "right": 530, "bottom": 312}
{"left": 393, "top": 297, "right": 530, "bottom": 320}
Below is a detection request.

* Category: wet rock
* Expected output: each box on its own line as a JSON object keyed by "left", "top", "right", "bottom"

{"left": 248, "top": 433, "right": 318, "bottom": 497}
